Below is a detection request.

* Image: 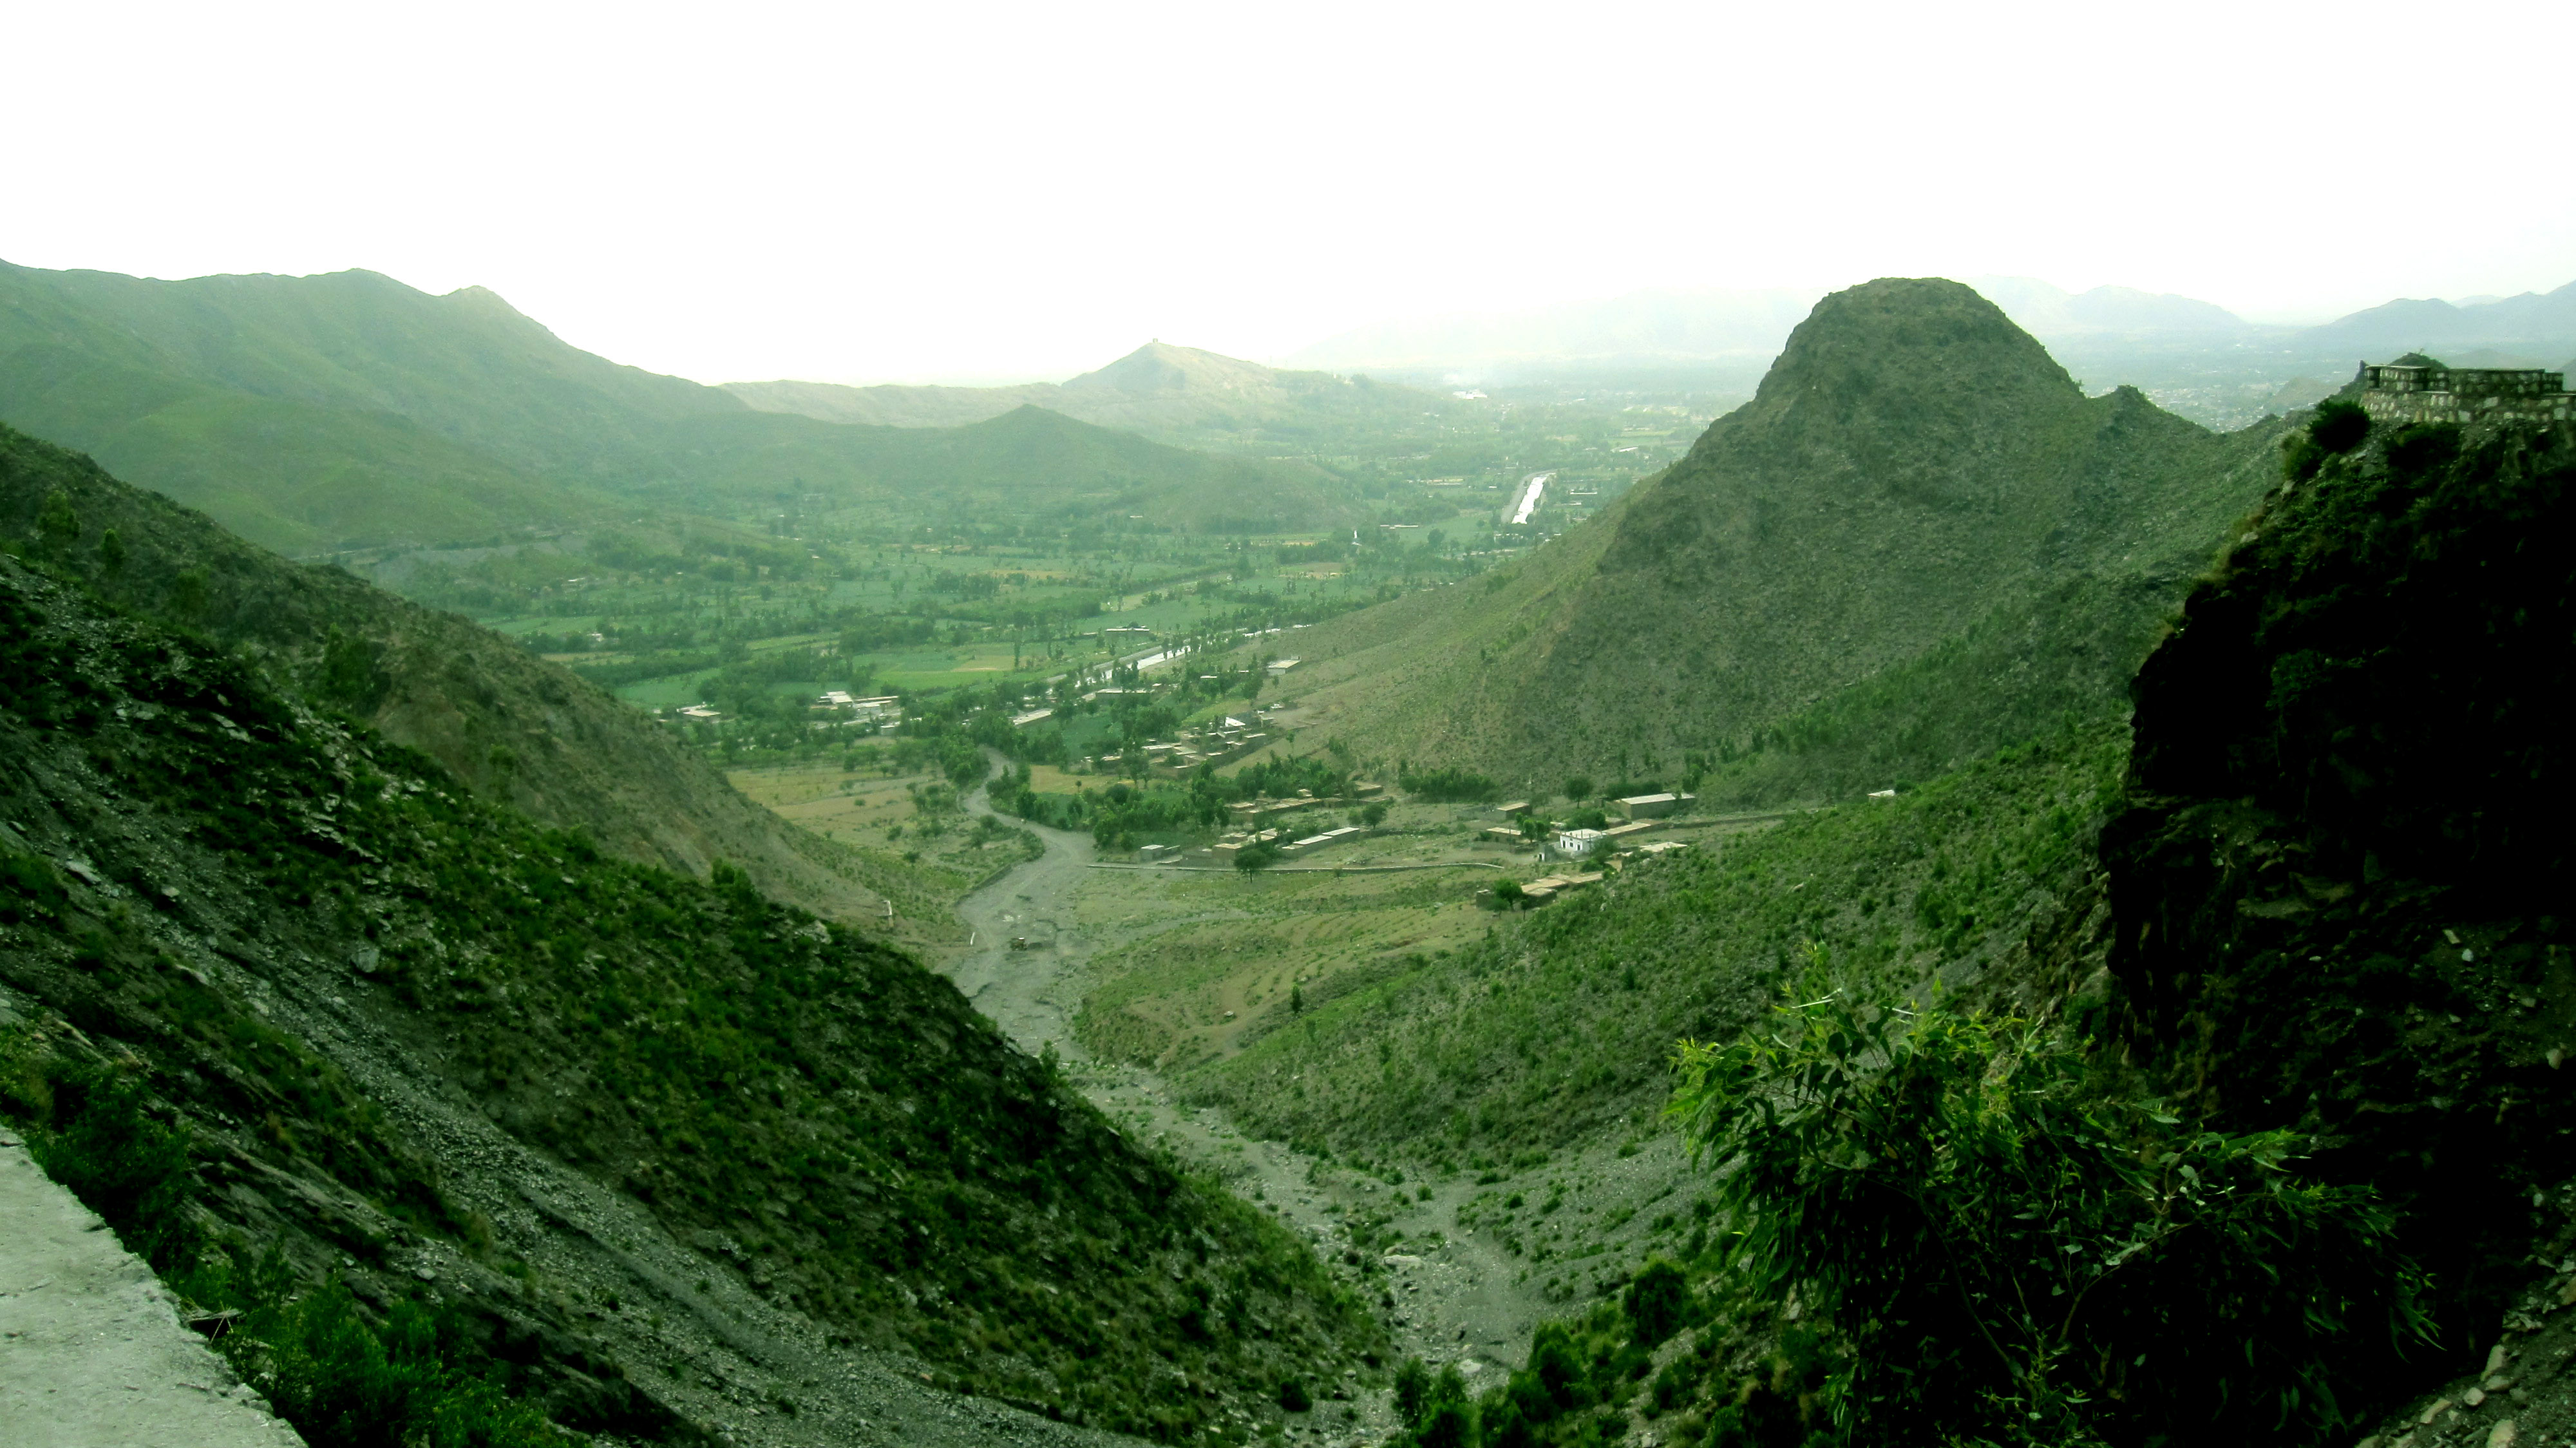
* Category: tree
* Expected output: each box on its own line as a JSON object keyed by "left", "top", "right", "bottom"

{"left": 1563, "top": 775, "right": 1593, "bottom": 802}
{"left": 1622, "top": 1259, "right": 1689, "bottom": 1347}
{"left": 1359, "top": 801, "right": 1388, "bottom": 828}
{"left": 1231, "top": 844, "right": 1274, "bottom": 875}
{"left": 36, "top": 488, "right": 77, "bottom": 553}
{"left": 1667, "top": 987, "right": 2431, "bottom": 1444}
{"left": 1392, "top": 1358, "right": 1430, "bottom": 1424}
{"left": 1490, "top": 879, "right": 1524, "bottom": 909}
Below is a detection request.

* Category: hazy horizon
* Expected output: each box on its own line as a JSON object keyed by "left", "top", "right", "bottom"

{"left": 8, "top": 0, "right": 2571, "bottom": 387}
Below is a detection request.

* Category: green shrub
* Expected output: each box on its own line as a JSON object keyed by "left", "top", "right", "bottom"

{"left": 1393, "top": 1357, "right": 1430, "bottom": 1423}
{"left": 1668, "top": 989, "right": 2431, "bottom": 1445}
{"left": 2309, "top": 397, "right": 2370, "bottom": 454}
{"left": 1622, "top": 1259, "right": 1689, "bottom": 1348}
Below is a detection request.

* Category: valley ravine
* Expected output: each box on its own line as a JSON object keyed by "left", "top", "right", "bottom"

{"left": 950, "top": 766, "right": 1560, "bottom": 1442}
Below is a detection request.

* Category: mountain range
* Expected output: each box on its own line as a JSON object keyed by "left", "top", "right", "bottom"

{"left": 1280, "top": 276, "right": 2576, "bottom": 382}
{"left": 1283, "top": 278, "right": 2255, "bottom": 376}
{"left": 726, "top": 340, "right": 1450, "bottom": 437}
{"left": 0, "top": 262, "right": 1361, "bottom": 553}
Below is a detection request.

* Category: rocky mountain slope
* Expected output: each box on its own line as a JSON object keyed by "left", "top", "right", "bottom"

{"left": 1257, "top": 278, "right": 2287, "bottom": 801}
{"left": 0, "top": 548, "right": 1378, "bottom": 1443}
{"left": 1343, "top": 403, "right": 2576, "bottom": 1448}
{"left": 0, "top": 423, "right": 879, "bottom": 923}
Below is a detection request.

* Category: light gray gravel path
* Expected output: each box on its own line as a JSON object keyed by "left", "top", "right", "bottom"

{"left": 0, "top": 1137, "right": 305, "bottom": 1448}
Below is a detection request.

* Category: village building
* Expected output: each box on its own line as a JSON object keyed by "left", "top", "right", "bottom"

{"left": 1555, "top": 827, "right": 1607, "bottom": 857}
{"left": 1616, "top": 792, "right": 1692, "bottom": 820}
{"left": 2360, "top": 363, "right": 2575, "bottom": 425}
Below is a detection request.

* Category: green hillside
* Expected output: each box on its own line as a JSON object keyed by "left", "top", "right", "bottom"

{"left": 0, "top": 261, "right": 736, "bottom": 466}
{"left": 0, "top": 262, "right": 1368, "bottom": 553}
{"left": 1258, "top": 278, "right": 2289, "bottom": 801}
{"left": 0, "top": 547, "right": 1377, "bottom": 1442}
{"left": 0, "top": 421, "right": 884, "bottom": 925}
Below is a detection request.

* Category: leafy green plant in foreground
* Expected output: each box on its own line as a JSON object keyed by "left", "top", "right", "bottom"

{"left": 1669, "top": 982, "right": 2431, "bottom": 1445}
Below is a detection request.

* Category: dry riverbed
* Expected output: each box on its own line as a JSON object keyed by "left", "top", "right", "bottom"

{"left": 948, "top": 772, "right": 1706, "bottom": 1444}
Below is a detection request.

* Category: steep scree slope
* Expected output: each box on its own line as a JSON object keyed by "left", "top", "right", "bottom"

{"left": 0, "top": 555, "right": 1376, "bottom": 1442}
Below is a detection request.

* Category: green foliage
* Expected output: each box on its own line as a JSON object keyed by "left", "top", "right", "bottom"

{"left": 235, "top": 1288, "right": 562, "bottom": 1448}
{"left": 2114, "top": 411, "right": 2576, "bottom": 1361}
{"left": 2309, "top": 397, "right": 2370, "bottom": 454}
{"left": 1561, "top": 776, "right": 1593, "bottom": 802}
{"left": 37, "top": 486, "right": 77, "bottom": 550}
{"left": 1621, "top": 1259, "right": 1689, "bottom": 1349}
{"left": 1667, "top": 989, "right": 2430, "bottom": 1445}
{"left": 21, "top": 1058, "right": 198, "bottom": 1270}
{"left": 1394, "top": 1357, "right": 1431, "bottom": 1422}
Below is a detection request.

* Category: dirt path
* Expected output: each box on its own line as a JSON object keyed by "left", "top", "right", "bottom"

{"left": 0, "top": 1137, "right": 305, "bottom": 1447}
{"left": 950, "top": 765, "right": 1557, "bottom": 1440}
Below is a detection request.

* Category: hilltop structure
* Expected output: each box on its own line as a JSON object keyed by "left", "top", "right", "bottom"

{"left": 2360, "top": 361, "right": 2575, "bottom": 424}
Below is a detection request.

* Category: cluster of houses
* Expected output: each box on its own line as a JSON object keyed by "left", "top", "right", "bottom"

{"left": 814, "top": 691, "right": 902, "bottom": 724}
{"left": 1476, "top": 792, "right": 1695, "bottom": 855}
{"left": 1208, "top": 781, "right": 1386, "bottom": 860}
{"left": 1094, "top": 712, "right": 1276, "bottom": 776}
{"left": 1508, "top": 841, "right": 1690, "bottom": 906}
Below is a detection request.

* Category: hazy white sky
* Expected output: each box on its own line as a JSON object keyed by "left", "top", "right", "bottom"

{"left": 6, "top": 0, "right": 2571, "bottom": 384}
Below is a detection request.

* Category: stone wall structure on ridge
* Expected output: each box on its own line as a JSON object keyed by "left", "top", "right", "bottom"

{"left": 2360, "top": 362, "right": 2575, "bottom": 424}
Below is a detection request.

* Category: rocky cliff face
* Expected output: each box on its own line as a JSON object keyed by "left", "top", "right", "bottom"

{"left": 2107, "top": 408, "right": 2575, "bottom": 1373}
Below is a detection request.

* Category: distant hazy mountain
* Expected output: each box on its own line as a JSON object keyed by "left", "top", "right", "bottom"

{"left": 1283, "top": 279, "right": 2248, "bottom": 376}
{"left": 0, "top": 263, "right": 1357, "bottom": 549}
{"left": 644, "top": 402, "right": 1363, "bottom": 535}
{"left": 1967, "top": 277, "right": 2249, "bottom": 336}
{"left": 1284, "top": 287, "right": 1824, "bottom": 372}
{"left": 2296, "top": 281, "right": 2576, "bottom": 357}
{"left": 725, "top": 340, "right": 1448, "bottom": 434}
{"left": 1256, "top": 278, "right": 2285, "bottom": 797}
